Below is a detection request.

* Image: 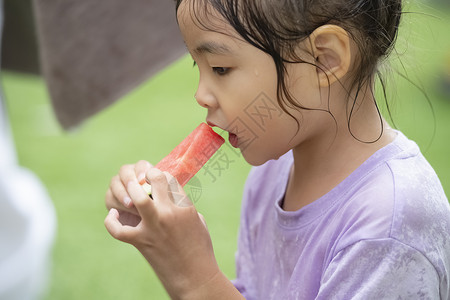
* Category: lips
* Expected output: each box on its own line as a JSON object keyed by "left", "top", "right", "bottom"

{"left": 228, "top": 132, "right": 239, "bottom": 148}
{"left": 206, "top": 121, "right": 218, "bottom": 128}
{"left": 207, "top": 120, "right": 239, "bottom": 148}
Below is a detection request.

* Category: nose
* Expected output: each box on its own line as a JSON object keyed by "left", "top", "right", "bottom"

{"left": 195, "top": 79, "right": 217, "bottom": 109}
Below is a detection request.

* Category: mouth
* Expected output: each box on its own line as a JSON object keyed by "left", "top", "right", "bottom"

{"left": 228, "top": 132, "right": 239, "bottom": 148}
{"left": 206, "top": 120, "right": 219, "bottom": 128}
{"left": 207, "top": 120, "right": 239, "bottom": 148}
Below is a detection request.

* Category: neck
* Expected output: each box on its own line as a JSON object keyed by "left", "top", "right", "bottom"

{"left": 283, "top": 87, "right": 396, "bottom": 211}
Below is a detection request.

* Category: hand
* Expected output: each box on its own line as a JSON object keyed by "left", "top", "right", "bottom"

{"left": 105, "top": 160, "right": 153, "bottom": 227}
{"left": 104, "top": 161, "right": 220, "bottom": 299}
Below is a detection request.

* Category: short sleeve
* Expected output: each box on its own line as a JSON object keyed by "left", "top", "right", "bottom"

{"left": 317, "top": 238, "right": 440, "bottom": 299}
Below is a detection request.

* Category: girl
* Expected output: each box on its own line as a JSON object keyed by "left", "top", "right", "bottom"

{"left": 104, "top": 0, "right": 450, "bottom": 299}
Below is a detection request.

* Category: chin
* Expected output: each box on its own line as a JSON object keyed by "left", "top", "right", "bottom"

{"left": 242, "top": 146, "right": 290, "bottom": 166}
{"left": 241, "top": 149, "right": 273, "bottom": 167}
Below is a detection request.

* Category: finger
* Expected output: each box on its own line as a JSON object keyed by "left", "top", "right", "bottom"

{"left": 109, "top": 175, "right": 134, "bottom": 208}
{"left": 104, "top": 209, "right": 137, "bottom": 243}
{"left": 105, "top": 188, "right": 116, "bottom": 210}
{"left": 119, "top": 164, "right": 139, "bottom": 188}
{"left": 147, "top": 168, "right": 173, "bottom": 205}
{"left": 164, "top": 172, "right": 193, "bottom": 207}
{"left": 135, "top": 160, "right": 153, "bottom": 185}
{"left": 127, "top": 180, "right": 157, "bottom": 221}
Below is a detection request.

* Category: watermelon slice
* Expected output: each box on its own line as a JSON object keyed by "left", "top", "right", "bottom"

{"left": 141, "top": 123, "right": 225, "bottom": 194}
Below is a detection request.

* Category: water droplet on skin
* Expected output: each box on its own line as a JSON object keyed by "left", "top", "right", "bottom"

{"left": 254, "top": 69, "right": 259, "bottom": 77}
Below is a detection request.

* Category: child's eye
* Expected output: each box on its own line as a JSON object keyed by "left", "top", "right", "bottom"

{"left": 212, "top": 67, "right": 230, "bottom": 76}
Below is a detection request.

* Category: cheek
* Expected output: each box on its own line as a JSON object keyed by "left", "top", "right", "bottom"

{"left": 286, "top": 66, "right": 324, "bottom": 109}
{"left": 219, "top": 77, "right": 271, "bottom": 123}
{"left": 240, "top": 113, "right": 301, "bottom": 165}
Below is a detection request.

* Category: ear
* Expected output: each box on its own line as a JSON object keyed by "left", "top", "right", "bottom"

{"left": 309, "top": 25, "right": 351, "bottom": 87}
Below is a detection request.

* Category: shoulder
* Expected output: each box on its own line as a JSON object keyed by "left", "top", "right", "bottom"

{"left": 333, "top": 132, "right": 450, "bottom": 286}
{"left": 385, "top": 135, "right": 450, "bottom": 281}
{"left": 380, "top": 133, "right": 450, "bottom": 245}
{"left": 336, "top": 132, "right": 449, "bottom": 244}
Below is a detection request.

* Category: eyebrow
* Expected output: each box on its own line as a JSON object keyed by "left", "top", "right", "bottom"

{"left": 194, "top": 41, "right": 233, "bottom": 55}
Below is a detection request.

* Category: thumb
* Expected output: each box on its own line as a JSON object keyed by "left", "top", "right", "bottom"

{"left": 164, "top": 172, "right": 193, "bottom": 207}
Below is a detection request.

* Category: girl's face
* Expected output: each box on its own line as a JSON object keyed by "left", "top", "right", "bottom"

{"left": 177, "top": 2, "right": 333, "bottom": 166}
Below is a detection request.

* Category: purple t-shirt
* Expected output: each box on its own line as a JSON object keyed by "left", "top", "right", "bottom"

{"left": 232, "top": 131, "right": 450, "bottom": 299}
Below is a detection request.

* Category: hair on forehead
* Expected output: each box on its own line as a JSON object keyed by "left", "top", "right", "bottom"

{"left": 177, "top": 0, "right": 232, "bottom": 34}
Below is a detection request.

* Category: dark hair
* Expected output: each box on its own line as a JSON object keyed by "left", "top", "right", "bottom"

{"left": 175, "top": 0, "right": 402, "bottom": 141}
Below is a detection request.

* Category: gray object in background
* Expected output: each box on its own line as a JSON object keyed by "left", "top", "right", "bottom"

{"left": 32, "top": 0, "right": 186, "bottom": 129}
{"left": 1, "top": 0, "right": 40, "bottom": 75}
{"left": 2, "top": 0, "right": 186, "bottom": 129}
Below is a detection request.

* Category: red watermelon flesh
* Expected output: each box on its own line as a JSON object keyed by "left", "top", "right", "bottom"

{"left": 154, "top": 123, "right": 225, "bottom": 186}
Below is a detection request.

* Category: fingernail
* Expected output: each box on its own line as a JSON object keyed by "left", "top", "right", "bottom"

{"left": 138, "top": 173, "right": 146, "bottom": 185}
{"left": 123, "top": 196, "right": 131, "bottom": 207}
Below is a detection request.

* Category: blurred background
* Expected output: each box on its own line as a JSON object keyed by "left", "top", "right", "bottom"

{"left": 1, "top": 0, "right": 449, "bottom": 299}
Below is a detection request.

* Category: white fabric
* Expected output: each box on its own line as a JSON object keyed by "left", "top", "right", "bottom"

{"left": 0, "top": 1, "right": 56, "bottom": 299}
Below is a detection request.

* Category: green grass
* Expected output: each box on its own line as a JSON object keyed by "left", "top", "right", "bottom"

{"left": 2, "top": 2, "right": 450, "bottom": 299}
{"left": 3, "top": 55, "right": 249, "bottom": 300}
